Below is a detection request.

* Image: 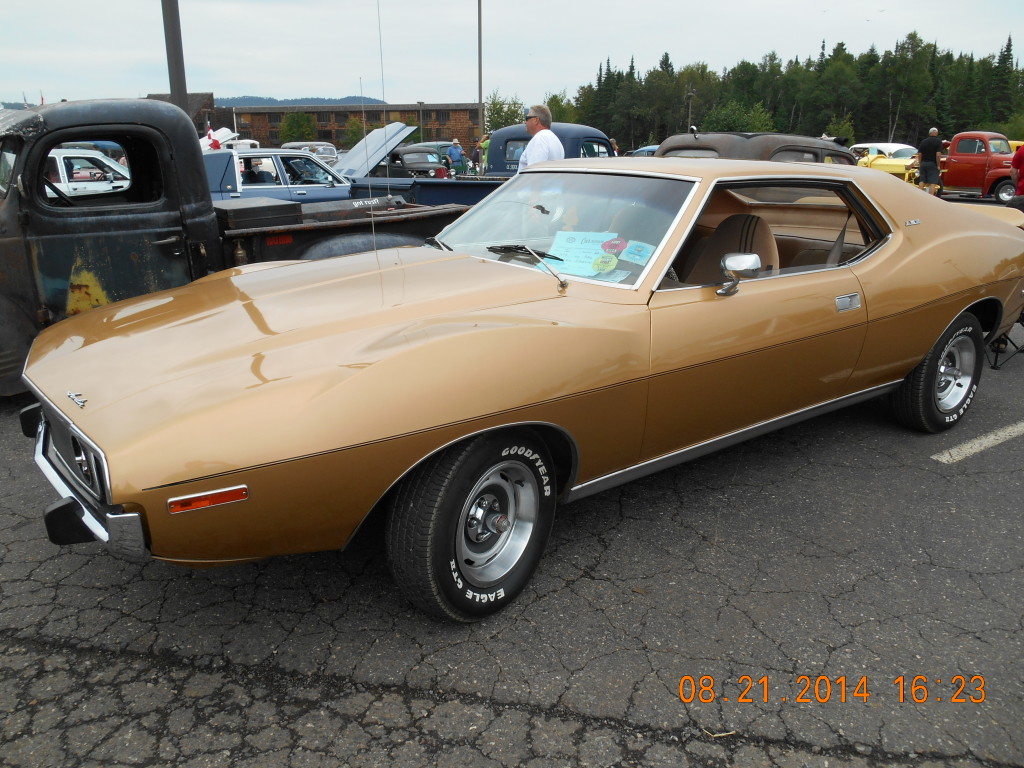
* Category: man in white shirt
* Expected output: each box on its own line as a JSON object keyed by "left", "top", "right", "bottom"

{"left": 518, "top": 104, "right": 564, "bottom": 172}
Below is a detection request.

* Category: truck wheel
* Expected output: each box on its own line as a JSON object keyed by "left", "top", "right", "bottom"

{"left": 993, "top": 179, "right": 1016, "bottom": 204}
{"left": 386, "top": 430, "right": 556, "bottom": 621}
{"left": 888, "top": 312, "right": 983, "bottom": 433}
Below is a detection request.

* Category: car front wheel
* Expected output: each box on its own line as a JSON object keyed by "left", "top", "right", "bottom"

{"left": 386, "top": 430, "right": 556, "bottom": 621}
{"left": 993, "top": 179, "right": 1016, "bottom": 204}
{"left": 889, "top": 311, "right": 984, "bottom": 433}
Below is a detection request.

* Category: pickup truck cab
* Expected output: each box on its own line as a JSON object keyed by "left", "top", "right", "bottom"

{"left": 942, "top": 131, "right": 1016, "bottom": 202}
{"left": 483, "top": 122, "right": 614, "bottom": 176}
{"left": 0, "top": 100, "right": 467, "bottom": 395}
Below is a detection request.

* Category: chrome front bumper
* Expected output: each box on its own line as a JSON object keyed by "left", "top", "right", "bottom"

{"left": 22, "top": 402, "right": 149, "bottom": 562}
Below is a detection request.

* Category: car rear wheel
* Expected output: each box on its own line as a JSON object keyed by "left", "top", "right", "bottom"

{"left": 889, "top": 311, "right": 984, "bottom": 433}
{"left": 386, "top": 430, "right": 556, "bottom": 621}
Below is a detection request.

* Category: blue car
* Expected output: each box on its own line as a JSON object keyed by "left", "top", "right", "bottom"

{"left": 626, "top": 145, "right": 658, "bottom": 157}
{"left": 204, "top": 149, "right": 352, "bottom": 203}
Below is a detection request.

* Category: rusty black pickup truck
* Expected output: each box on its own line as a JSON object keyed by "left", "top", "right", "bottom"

{"left": 0, "top": 99, "right": 467, "bottom": 394}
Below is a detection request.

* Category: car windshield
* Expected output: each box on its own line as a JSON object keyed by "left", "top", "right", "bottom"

{"left": 437, "top": 171, "right": 694, "bottom": 287}
{"left": 990, "top": 138, "right": 1012, "bottom": 154}
{"left": 891, "top": 148, "right": 917, "bottom": 159}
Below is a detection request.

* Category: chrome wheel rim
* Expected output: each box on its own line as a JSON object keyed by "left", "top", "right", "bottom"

{"left": 935, "top": 334, "right": 976, "bottom": 412}
{"left": 456, "top": 460, "right": 539, "bottom": 588}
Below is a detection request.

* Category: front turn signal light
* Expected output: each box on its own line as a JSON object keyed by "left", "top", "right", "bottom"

{"left": 168, "top": 485, "right": 249, "bottom": 514}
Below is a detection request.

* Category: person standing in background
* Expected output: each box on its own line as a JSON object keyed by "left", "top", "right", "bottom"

{"left": 1008, "top": 141, "right": 1024, "bottom": 212}
{"left": 913, "top": 127, "right": 944, "bottom": 195}
{"left": 446, "top": 139, "right": 467, "bottom": 174}
{"left": 518, "top": 105, "right": 564, "bottom": 172}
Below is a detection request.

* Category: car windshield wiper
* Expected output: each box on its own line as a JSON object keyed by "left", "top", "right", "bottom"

{"left": 485, "top": 243, "right": 563, "bottom": 261}
{"left": 486, "top": 244, "right": 568, "bottom": 290}
{"left": 425, "top": 236, "right": 452, "bottom": 251}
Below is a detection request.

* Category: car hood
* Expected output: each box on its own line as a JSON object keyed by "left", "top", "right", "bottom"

{"left": 26, "top": 248, "right": 639, "bottom": 489}
{"left": 336, "top": 123, "right": 416, "bottom": 179}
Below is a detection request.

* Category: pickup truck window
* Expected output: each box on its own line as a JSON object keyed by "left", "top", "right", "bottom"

{"left": 989, "top": 138, "right": 1012, "bottom": 154}
{"left": 0, "top": 138, "right": 16, "bottom": 197}
{"left": 38, "top": 136, "right": 162, "bottom": 207}
{"left": 956, "top": 139, "right": 985, "bottom": 154}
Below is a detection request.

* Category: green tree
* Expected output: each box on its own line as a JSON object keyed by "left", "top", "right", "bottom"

{"left": 484, "top": 89, "right": 524, "bottom": 133}
{"left": 824, "top": 113, "right": 856, "bottom": 146}
{"left": 279, "top": 112, "right": 316, "bottom": 144}
{"left": 340, "top": 117, "right": 364, "bottom": 149}
{"left": 702, "top": 100, "right": 774, "bottom": 131}
{"left": 544, "top": 90, "right": 578, "bottom": 123}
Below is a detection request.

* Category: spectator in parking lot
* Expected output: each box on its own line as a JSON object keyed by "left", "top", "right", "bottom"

{"left": 518, "top": 104, "right": 564, "bottom": 172}
{"left": 446, "top": 139, "right": 467, "bottom": 174}
{"left": 1009, "top": 141, "right": 1024, "bottom": 212}
{"left": 913, "top": 127, "right": 944, "bottom": 195}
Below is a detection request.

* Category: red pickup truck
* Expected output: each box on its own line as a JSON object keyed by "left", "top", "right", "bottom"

{"left": 941, "top": 131, "right": 1016, "bottom": 203}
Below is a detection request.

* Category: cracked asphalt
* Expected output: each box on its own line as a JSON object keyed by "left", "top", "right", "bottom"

{"left": 2, "top": 342, "right": 1022, "bottom": 767}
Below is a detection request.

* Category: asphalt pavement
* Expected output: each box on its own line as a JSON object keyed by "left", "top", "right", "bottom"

{"left": 2, "top": 331, "right": 1023, "bottom": 767}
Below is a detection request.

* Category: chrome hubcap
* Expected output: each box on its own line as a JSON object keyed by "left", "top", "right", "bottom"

{"left": 456, "top": 460, "right": 539, "bottom": 588}
{"left": 935, "top": 334, "right": 976, "bottom": 412}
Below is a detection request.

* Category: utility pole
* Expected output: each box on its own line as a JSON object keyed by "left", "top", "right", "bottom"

{"left": 161, "top": 0, "right": 189, "bottom": 113}
{"left": 477, "top": 0, "right": 484, "bottom": 136}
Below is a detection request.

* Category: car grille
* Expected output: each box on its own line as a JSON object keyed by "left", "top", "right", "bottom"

{"left": 40, "top": 402, "right": 109, "bottom": 505}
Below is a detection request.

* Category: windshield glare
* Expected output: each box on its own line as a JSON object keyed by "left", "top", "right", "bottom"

{"left": 439, "top": 172, "right": 693, "bottom": 287}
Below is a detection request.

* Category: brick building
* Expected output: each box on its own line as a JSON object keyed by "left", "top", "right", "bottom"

{"left": 224, "top": 102, "right": 482, "bottom": 149}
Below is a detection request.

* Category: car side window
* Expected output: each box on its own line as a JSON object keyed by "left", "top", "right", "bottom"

{"left": 957, "top": 139, "right": 983, "bottom": 154}
{"left": 664, "top": 182, "right": 888, "bottom": 288}
{"left": 240, "top": 157, "right": 280, "bottom": 185}
{"left": 38, "top": 137, "right": 154, "bottom": 208}
{"left": 504, "top": 140, "right": 528, "bottom": 162}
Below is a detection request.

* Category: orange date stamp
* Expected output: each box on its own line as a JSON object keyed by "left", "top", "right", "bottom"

{"left": 678, "top": 675, "right": 986, "bottom": 704}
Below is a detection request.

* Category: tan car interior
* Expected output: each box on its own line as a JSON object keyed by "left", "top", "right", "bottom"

{"left": 667, "top": 186, "right": 878, "bottom": 287}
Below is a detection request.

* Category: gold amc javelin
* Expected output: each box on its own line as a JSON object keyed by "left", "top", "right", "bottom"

{"left": 20, "top": 157, "right": 1024, "bottom": 621}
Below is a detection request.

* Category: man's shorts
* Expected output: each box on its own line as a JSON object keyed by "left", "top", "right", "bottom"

{"left": 919, "top": 161, "right": 941, "bottom": 185}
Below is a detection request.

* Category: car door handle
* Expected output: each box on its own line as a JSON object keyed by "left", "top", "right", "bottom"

{"left": 294, "top": 190, "right": 307, "bottom": 195}
{"left": 152, "top": 235, "right": 182, "bottom": 245}
{"left": 835, "top": 293, "right": 861, "bottom": 312}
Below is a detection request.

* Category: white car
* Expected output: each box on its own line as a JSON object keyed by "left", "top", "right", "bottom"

{"left": 44, "top": 148, "right": 130, "bottom": 198}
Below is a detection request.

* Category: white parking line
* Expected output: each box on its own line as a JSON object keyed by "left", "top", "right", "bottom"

{"left": 931, "top": 420, "right": 1024, "bottom": 464}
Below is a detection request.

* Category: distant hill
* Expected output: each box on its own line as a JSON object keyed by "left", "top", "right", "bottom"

{"left": 216, "top": 96, "right": 387, "bottom": 107}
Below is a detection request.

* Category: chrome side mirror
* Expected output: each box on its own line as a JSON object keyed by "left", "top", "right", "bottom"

{"left": 716, "top": 253, "right": 762, "bottom": 296}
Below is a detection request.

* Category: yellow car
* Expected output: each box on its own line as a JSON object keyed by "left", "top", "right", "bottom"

{"left": 21, "top": 158, "right": 1024, "bottom": 621}
{"left": 852, "top": 142, "right": 919, "bottom": 182}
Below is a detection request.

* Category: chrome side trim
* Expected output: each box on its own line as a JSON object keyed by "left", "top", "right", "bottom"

{"left": 565, "top": 381, "right": 903, "bottom": 503}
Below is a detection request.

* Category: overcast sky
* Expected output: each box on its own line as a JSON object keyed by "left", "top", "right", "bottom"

{"left": 3, "top": 0, "right": 1021, "bottom": 108}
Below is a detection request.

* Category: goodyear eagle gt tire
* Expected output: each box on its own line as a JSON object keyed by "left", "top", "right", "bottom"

{"left": 386, "top": 430, "right": 556, "bottom": 621}
{"left": 889, "top": 311, "right": 984, "bottom": 433}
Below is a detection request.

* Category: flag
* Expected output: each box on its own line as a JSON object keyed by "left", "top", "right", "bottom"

{"left": 206, "top": 125, "right": 221, "bottom": 150}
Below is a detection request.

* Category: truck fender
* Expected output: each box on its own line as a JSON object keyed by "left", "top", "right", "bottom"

{"left": 0, "top": 295, "right": 40, "bottom": 396}
{"left": 299, "top": 232, "right": 426, "bottom": 260}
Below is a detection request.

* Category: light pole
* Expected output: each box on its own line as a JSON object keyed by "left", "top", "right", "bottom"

{"left": 161, "top": 0, "right": 188, "bottom": 114}
{"left": 477, "top": 0, "right": 484, "bottom": 137}
{"left": 417, "top": 101, "right": 424, "bottom": 142}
